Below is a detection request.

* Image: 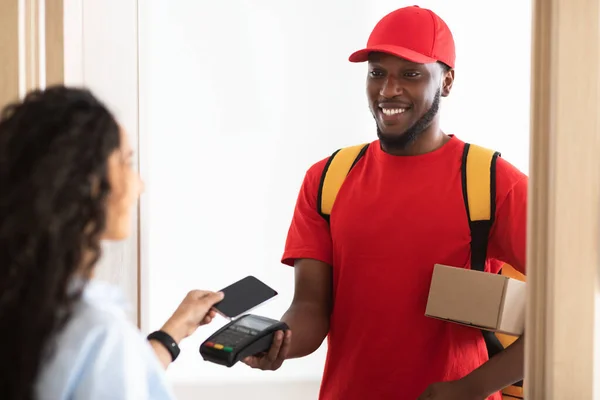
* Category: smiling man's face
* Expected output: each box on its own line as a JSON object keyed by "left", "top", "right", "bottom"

{"left": 366, "top": 52, "right": 453, "bottom": 150}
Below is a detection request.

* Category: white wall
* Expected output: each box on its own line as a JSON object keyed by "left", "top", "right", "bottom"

{"left": 63, "top": 0, "right": 140, "bottom": 324}
{"left": 138, "top": 0, "right": 532, "bottom": 397}
{"left": 64, "top": 0, "right": 532, "bottom": 398}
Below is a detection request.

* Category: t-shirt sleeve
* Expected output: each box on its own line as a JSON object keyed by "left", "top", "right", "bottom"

{"left": 487, "top": 157, "right": 528, "bottom": 275}
{"left": 71, "top": 320, "right": 175, "bottom": 400}
{"left": 281, "top": 159, "right": 333, "bottom": 267}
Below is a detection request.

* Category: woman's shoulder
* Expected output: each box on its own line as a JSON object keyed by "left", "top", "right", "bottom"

{"left": 36, "top": 280, "right": 174, "bottom": 400}
{"left": 76, "top": 279, "right": 136, "bottom": 329}
{"left": 58, "top": 279, "right": 143, "bottom": 352}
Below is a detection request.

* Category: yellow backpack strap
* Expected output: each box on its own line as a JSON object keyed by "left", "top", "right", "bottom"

{"left": 462, "top": 143, "right": 525, "bottom": 399}
{"left": 461, "top": 143, "right": 501, "bottom": 270}
{"left": 317, "top": 143, "right": 370, "bottom": 222}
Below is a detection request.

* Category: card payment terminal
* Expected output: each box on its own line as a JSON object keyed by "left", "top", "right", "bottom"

{"left": 200, "top": 314, "right": 289, "bottom": 367}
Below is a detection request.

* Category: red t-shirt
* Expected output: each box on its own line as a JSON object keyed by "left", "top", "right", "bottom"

{"left": 281, "top": 135, "right": 528, "bottom": 400}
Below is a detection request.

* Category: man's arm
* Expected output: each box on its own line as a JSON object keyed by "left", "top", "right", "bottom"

{"left": 282, "top": 258, "right": 332, "bottom": 358}
{"left": 243, "top": 159, "right": 333, "bottom": 370}
{"left": 418, "top": 336, "right": 525, "bottom": 399}
{"left": 243, "top": 258, "right": 332, "bottom": 369}
{"left": 461, "top": 336, "right": 525, "bottom": 398}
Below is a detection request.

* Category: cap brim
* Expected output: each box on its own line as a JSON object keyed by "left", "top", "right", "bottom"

{"left": 348, "top": 44, "right": 437, "bottom": 64}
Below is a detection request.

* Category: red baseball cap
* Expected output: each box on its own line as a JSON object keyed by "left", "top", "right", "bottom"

{"left": 348, "top": 5, "right": 455, "bottom": 68}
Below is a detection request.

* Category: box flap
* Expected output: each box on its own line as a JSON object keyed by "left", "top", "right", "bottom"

{"left": 498, "top": 277, "right": 526, "bottom": 335}
{"left": 425, "top": 264, "right": 506, "bottom": 329}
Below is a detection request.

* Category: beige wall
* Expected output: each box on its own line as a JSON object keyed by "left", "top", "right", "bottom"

{"left": 0, "top": 0, "right": 20, "bottom": 108}
{"left": 527, "top": 0, "right": 600, "bottom": 398}
{"left": 0, "top": 0, "right": 64, "bottom": 108}
{"left": 45, "top": 0, "right": 65, "bottom": 87}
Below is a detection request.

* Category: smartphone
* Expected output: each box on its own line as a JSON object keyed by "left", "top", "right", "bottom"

{"left": 212, "top": 276, "right": 278, "bottom": 320}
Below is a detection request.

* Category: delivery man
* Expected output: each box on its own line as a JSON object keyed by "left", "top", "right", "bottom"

{"left": 243, "top": 6, "right": 527, "bottom": 400}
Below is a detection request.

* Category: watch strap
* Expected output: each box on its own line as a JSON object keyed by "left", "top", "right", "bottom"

{"left": 148, "top": 330, "right": 180, "bottom": 362}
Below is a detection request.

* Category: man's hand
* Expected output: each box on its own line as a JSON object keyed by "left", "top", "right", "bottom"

{"left": 242, "top": 329, "right": 292, "bottom": 370}
{"left": 419, "top": 334, "right": 525, "bottom": 400}
{"left": 417, "top": 379, "right": 483, "bottom": 400}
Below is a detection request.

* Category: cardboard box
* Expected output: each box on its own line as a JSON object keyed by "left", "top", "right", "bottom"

{"left": 425, "top": 264, "right": 526, "bottom": 336}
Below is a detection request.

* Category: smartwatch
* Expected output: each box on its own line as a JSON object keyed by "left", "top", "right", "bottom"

{"left": 148, "top": 330, "right": 181, "bottom": 362}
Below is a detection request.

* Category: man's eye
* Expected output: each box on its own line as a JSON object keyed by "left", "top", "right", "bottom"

{"left": 369, "top": 70, "right": 384, "bottom": 78}
{"left": 404, "top": 71, "right": 420, "bottom": 78}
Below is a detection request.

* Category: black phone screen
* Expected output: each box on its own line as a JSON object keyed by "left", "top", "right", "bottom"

{"left": 212, "top": 276, "right": 278, "bottom": 319}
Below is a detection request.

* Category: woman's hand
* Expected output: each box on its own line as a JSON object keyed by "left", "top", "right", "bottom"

{"left": 160, "top": 290, "right": 224, "bottom": 343}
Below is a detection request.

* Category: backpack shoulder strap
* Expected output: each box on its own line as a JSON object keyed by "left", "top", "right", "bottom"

{"left": 461, "top": 143, "right": 501, "bottom": 271}
{"left": 317, "top": 143, "right": 370, "bottom": 222}
{"left": 462, "top": 143, "right": 526, "bottom": 398}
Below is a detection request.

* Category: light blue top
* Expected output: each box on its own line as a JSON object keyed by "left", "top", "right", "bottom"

{"left": 35, "top": 279, "right": 176, "bottom": 400}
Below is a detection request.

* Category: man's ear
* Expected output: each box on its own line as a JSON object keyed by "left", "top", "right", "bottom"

{"left": 441, "top": 69, "right": 454, "bottom": 97}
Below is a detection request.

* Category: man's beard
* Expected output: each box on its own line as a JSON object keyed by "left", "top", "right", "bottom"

{"left": 376, "top": 88, "right": 441, "bottom": 151}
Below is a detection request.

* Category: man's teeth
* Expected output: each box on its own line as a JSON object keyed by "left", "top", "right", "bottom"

{"left": 381, "top": 108, "right": 406, "bottom": 116}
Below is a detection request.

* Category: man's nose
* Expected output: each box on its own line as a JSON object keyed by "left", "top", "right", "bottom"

{"left": 379, "top": 76, "right": 404, "bottom": 98}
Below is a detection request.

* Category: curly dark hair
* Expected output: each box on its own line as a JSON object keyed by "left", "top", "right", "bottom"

{"left": 0, "top": 85, "right": 121, "bottom": 399}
